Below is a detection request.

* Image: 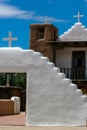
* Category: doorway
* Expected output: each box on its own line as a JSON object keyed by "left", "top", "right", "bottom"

{"left": 72, "top": 51, "right": 85, "bottom": 79}
{"left": 0, "top": 73, "right": 26, "bottom": 111}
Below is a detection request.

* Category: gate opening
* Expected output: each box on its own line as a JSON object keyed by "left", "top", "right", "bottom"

{"left": 0, "top": 72, "right": 26, "bottom": 111}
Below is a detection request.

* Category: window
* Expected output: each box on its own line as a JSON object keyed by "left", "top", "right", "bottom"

{"left": 72, "top": 51, "right": 85, "bottom": 79}
{"left": 72, "top": 51, "right": 85, "bottom": 68}
{"left": 37, "top": 28, "right": 44, "bottom": 39}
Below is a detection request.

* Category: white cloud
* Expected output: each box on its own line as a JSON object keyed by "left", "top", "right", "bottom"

{"left": 33, "top": 16, "right": 67, "bottom": 23}
{"left": 0, "top": 0, "right": 67, "bottom": 23}
{"left": 0, "top": 0, "right": 10, "bottom": 3}
{"left": 0, "top": 4, "right": 34, "bottom": 18}
{"left": 0, "top": 0, "right": 34, "bottom": 19}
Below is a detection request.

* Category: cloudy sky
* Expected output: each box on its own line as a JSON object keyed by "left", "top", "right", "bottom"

{"left": 0, "top": 0, "right": 87, "bottom": 49}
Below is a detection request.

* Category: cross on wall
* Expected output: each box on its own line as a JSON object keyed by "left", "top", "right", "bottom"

{"left": 6, "top": 74, "right": 10, "bottom": 87}
{"left": 73, "top": 11, "right": 84, "bottom": 23}
{"left": 44, "top": 16, "right": 51, "bottom": 24}
{"left": 3, "top": 31, "right": 18, "bottom": 47}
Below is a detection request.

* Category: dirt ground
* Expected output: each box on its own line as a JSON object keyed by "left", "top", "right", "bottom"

{"left": 0, "top": 112, "right": 87, "bottom": 130}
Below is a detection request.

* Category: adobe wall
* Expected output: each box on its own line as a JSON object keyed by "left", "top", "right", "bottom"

{"left": 0, "top": 100, "right": 14, "bottom": 115}
{"left": 56, "top": 47, "right": 87, "bottom": 68}
{"left": 0, "top": 47, "right": 87, "bottom": 126}
{"left": 30, "top": 24, "right": 58, "bottom": 61}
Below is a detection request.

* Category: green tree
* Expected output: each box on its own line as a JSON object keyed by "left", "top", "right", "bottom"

{"left": 0, "top": 73, "right": 6, "bottom": 85}
{"left": 0, "top": 73, "right": 26, "bottom": 89}
{"left": 14, "top": 73, "right": 26, "bottom": 89}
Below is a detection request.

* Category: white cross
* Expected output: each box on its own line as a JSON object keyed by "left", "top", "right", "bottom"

{"left": 44, "top": 16, "right": 51, "bottom": 24}
{"left": 73, "top": 11, "right": 84, "bottom": 23}
{"left": 3, "top": 31, "right": 18, "bottom": 47}
{"left": 6, "top": 74, "right": 10, "bottom": 87}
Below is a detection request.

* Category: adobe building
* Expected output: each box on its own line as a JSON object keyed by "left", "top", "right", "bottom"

{"left": 30, "top": 13, "right": 87, "bottom": 94}
{"left": 30, "top": 24, "right": 58, "bottom": 61}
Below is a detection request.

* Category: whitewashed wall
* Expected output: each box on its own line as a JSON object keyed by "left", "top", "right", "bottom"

{"left": 56, "top": 47, "right": 87, "bottom": 68}
{"left": 0, "top": 47, "right": 87, "bottom": 126}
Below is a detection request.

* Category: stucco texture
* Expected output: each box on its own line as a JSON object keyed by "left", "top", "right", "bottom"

{"left": 0, "top": 47, "right": 87, "bottom": 126}
{"left": 60, "top": 22, "right": 87, "bottom": 42}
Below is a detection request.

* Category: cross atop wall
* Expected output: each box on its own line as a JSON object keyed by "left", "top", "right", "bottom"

{"left": 6, "top": 74, "right": 10, "bottom": 87}
{"left": 73, "top": 11, "right": 84, "bottom": 23}
{"left": 44, "top": 16, "right": 51, "bottom": 24}
{"left": 3, "top": 31, "right": 18, "bottom": 47}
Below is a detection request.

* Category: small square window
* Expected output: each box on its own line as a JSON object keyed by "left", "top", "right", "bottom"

{"left": 37, "top": 28, "right": 44, "bottom": 39}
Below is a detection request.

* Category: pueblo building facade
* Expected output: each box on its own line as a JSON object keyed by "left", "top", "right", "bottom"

{"left": 30, "top": 13, "right": 87, "bottom": 94}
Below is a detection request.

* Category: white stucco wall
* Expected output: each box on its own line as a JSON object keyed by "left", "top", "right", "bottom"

{"left": 56, "top": 47, "right": 87, "bottom": 68}
{"left": 0, "top": 47, "right": 87, "bottom": 126}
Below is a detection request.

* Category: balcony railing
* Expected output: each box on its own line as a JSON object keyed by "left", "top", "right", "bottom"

{"left": 60, "top": 68, "right": 87, "bottom": 80}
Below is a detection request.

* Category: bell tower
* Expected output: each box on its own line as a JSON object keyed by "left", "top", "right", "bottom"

{"left": 30, "top": 23, "right": 58, "bottom": 61}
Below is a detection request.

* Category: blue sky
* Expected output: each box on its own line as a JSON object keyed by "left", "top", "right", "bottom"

{"left": 0, "top": 0, "right": 87, "bottom": 49}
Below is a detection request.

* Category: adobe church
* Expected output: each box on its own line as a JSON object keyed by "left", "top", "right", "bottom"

{"left": 30, "top": 12, "right": 87, "bottom": 94}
